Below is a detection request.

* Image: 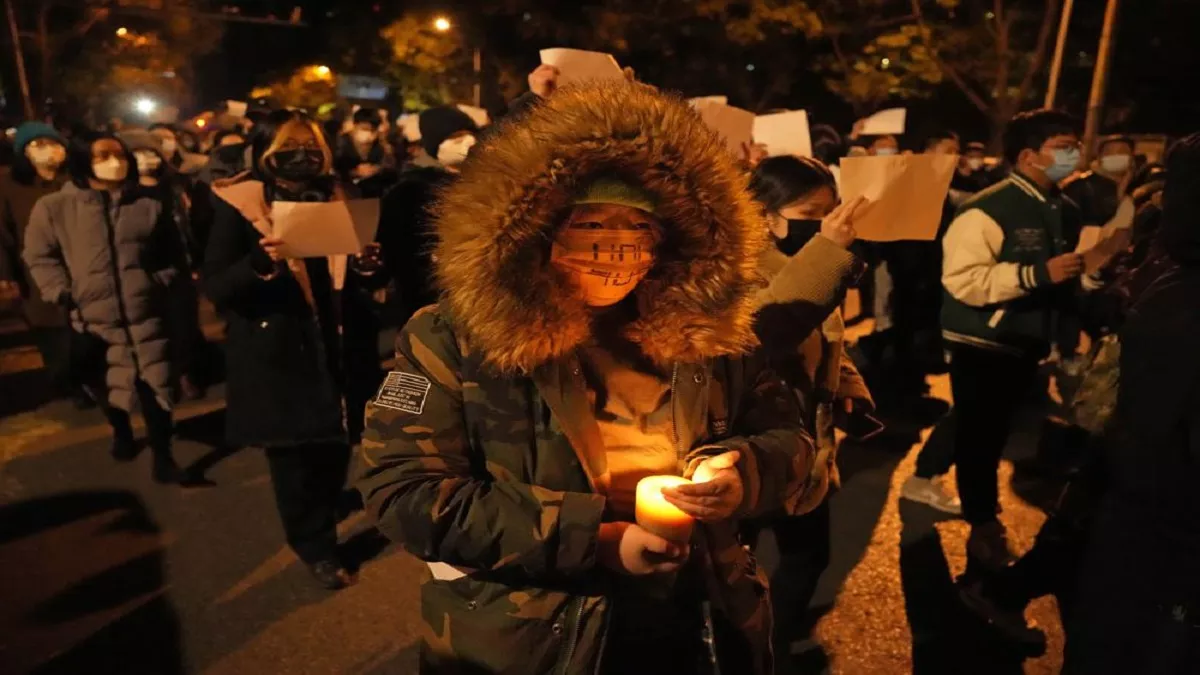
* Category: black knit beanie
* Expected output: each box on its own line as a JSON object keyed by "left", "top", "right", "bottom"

{"left": 419, "top": 106, "right": 478, "bottom": 159}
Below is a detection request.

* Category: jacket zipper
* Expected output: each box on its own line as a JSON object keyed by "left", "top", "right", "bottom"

{"left": 670, "top": 363, "right": 681, "bottom": 458}
{"left": 102, "top": 195, "right": 141, "bottom": 373}
{"left": 555, "top": 596, "right": 586, "bottom": 675}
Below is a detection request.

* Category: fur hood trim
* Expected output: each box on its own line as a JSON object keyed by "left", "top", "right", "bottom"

{"left": 433, "top": 81, "right": 768, "bottom": 372}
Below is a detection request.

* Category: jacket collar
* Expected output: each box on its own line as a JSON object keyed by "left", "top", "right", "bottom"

{"left": 531, "top": 356, "right": 713, "bottom": 494}
{"left": 1010, "top": 170, "right": 1058, "bottom": 203}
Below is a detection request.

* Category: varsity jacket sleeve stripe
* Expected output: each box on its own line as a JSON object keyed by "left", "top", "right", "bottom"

{"left": 942, "top": 208, "right": 1037, "bottom": 308}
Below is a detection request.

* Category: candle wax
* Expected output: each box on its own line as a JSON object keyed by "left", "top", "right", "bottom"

{"left": 635, "top": 475, "right": 694, "bottom": 543}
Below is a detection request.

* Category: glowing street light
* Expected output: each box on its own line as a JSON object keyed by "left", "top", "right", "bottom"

{"left": 314, "top": 64, "right": 331, "bottom": 78}
{"left": 134, "top": 97, "right": 157, "bottom": 115}
{"left": 433, "top": 16, "right": 452, "bottom": 32}
{"left": 116, "top": 27, "right": 129, "bottom": 37}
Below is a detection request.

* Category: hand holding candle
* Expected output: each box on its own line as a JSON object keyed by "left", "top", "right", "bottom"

{"left": 662, "top": 450, "right": 744, "bottom": 522}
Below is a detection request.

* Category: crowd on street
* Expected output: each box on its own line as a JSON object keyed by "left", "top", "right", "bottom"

{"left": 1, "top": 58, "right": 1197, "bottom": 675}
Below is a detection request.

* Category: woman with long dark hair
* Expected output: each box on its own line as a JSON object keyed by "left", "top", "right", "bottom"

{"left": 23, "top": 130, "right": 187, "bottom": 482}
{"left": 203, "top": 110, "right": 385, "bottom": 590}
{"left": 747, "top": 155, "right": 878, "bottom": 672}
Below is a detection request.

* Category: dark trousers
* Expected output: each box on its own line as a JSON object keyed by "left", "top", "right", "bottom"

{"left": 32, "top": 326, "right": 72, "bottom": 396}
{"left": 264, "top": 442, "right": 351, "bottom": 564}
{"left": 948, "top": 345, "right": 1039, "bottom": 526}
{"left": 743, "top": 501, "right": 832, "bottom": 674}
{"left": 103, "top": 378, "right": 173, "bottom": 452}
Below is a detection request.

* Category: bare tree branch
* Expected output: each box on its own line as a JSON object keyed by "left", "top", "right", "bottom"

{"left": 1013, "top": 0, "right": 1061, "bottom": 110}
{"left": 994, "top": 0, "right": 1010, "bottom": 108}
{"left": 909, "top": 0, "right": 992, "bottom": 114}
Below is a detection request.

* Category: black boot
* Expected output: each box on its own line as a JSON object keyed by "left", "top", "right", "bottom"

{"left": 111, "top": 435, "right": 138, "bottom": 462}
{"left": 151, "top": 448, "right": 188, "bottom": 484}
{"left": 108, "top": 409, "right": 138, "bottom": 462}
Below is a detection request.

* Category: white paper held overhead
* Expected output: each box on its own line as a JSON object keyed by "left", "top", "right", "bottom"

{"left": 270, "top": 199, "right": 381, "bottom": 258}
{"left": 753, "top": 110, "right": 812, "bottom": 158}
{"left": 539, "top": 48, "right": 624, "bottom": 87}
{"left": 694, "top": 101, "right": 755, "bottom": 159}
{"left": 838, "top": 154, "right": 957, "bottom": 242}
{"left": 858, "top": 108, "right": 907, "bottom": 136}
{"left": 225, "top": 100, "right": 248, "bottom": 118}
{"left": 456, "top": 104, "right": 490, "bottom": 128}
{"left": 688, "top": 95, "right": 729, "bottom": 108}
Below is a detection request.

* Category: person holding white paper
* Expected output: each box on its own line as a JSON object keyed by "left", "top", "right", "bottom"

{"left": 204, "top": 110, "right": 387, "bottom": 592}
{"left": 936, "top": 110, "right": 1086, "bottom": 572}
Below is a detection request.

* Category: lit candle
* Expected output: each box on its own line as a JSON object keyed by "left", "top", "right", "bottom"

{"left": 635, "top": 475, "right": 694, "bottom": 543}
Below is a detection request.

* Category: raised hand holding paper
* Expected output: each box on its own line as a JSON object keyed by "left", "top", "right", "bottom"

{"left": 753, "top": 110, "right": 812, "bottom": 158}
{"left": 838, "top": 154, "right": 956, "bottom": 241}
{"left": 270, "top": 199, "right": 381, "bottom": 258}
{"left": 539, "top": 48, "right": 624, "bottom": 86}
{"left": 858, "top": 108, "right": 907, "bottom": 136}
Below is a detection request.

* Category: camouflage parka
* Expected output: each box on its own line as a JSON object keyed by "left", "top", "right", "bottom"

{"left": 358, "top": 81, "right": 823, "bottom": 674}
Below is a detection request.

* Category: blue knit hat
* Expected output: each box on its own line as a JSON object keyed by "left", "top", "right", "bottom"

{"left": 14, "top": 122, "right": 64, "bottom": 155}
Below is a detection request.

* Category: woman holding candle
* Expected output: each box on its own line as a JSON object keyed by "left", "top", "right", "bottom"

{"left": 358, "top": 81, "right": 838, "bottom": 674}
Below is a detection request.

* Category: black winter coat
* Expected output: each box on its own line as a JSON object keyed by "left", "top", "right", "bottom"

{"left": 203, "top": 195, "right": 384, "bottom": 447}
{"left": 377, "top": 166, "right": 454, "bottom": 325}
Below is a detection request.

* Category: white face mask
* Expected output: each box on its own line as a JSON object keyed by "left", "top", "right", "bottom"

{"left": 1099, "top": 154, "right": 1131, "bottom": 175}
{"left": 966, "top": 157, "right": 985, "bottom": 171}
{"left": 437, "top": 134, "right": 477, "bottom": 166}
{"left": 353, "top": 129, "right": 378, "bottom": 145}
{"left": 874, "top": 148, "right": 898, "bottom": 157}
{"left": 27, "top": 144, "right": 66, "bottom": 169}
{"left": 93, "top": 157, "right": 129, "bottom": 182}
{"left": 135, "top": 151, "right": 163, "bottom": 175}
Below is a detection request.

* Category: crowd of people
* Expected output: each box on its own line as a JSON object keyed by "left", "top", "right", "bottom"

{"left": 0, "top": 60, "right": 1196, "bottom": 675}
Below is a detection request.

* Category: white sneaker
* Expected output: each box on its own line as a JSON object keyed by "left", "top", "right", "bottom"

{"left": 901, "top": 476, "right": 963, "bottom": 515}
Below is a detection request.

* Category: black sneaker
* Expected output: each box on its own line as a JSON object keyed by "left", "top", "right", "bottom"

{"left": 307, "top": 560, "right": 354, "bottom": 590}
{"left": 957, "top": 580, "right": 1047, "bottom": 654}
{"left": 152, "top": 454, "right": 188, "bottom": 484}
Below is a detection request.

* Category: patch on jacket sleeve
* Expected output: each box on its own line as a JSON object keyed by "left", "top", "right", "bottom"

{"left": 373, "top": 372, "right": 432, "bottom": 415}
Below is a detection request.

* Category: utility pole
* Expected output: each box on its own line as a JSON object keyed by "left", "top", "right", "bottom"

{"left": 1082, "top": 0, "right": 1120, "bottom": 162}
{"left": 4, "top": 0, "right": 34, "bottom": 118}
{"left": 1044, "top": 0, "right": 1075, "bottom": 109}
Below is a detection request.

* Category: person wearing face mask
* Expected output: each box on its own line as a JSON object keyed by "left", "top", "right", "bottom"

{"left": 747, "top": 155, "right": 879, "bottom": 673}
{"left": 940, "top": 109, "right": 1086, "bottom": 572}
{"left": 1063, "top": 135, "right": 1135, "bottom": 235}
{"left": 189, "top": 130, "right": 250, "bottom": 266}
{"left": 203, "top": 110, "right": 388, "bottom": 591}
{"left": 0, "top": 122, "right": 75, "bottom": 404}
{"left": 334, "top": 107, "right": 397, "bottom": 199}
{"left": 23, "top": 130, "right": 189, "bottom": 483}
{"left": 375, "top": 106, "right": 479, "bottom": 328}
{"left": 359, "top": 81, "right": 819, "bottom": 675}
{"left": 120, "top": 129, "right": 209, "bottom": 402}
{"left": 867, "top": 134, "right": 900, "bottom": 157}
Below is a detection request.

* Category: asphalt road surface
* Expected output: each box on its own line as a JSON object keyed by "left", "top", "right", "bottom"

{"left": 0, "top": 305, "right": 1071, "bottom": 675}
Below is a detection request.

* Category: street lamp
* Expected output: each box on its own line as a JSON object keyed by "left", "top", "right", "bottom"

{"left": 430, "top": 15, "right": 480, "bottom": 107}
{"left": 116, "top": 26, "right": 128, "bottom": 37}
{"left": 133, "top": 97, "right": 157, "bottom": 115}
{"left": 314, "top": 64, "right": 331, "bottom": 78}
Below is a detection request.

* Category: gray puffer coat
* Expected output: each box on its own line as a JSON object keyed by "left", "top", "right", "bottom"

{"left": 23, "top": 183, "right": 183, "bottom": 411}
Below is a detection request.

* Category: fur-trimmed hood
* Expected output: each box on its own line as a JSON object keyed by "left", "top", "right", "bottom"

{"left": 433, "top": 81, "right": 768, "bottom": 372}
